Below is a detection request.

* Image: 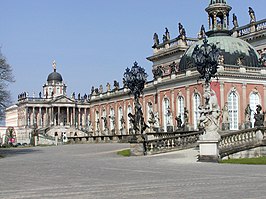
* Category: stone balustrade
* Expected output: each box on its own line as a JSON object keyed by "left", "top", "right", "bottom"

{"left": 219, "top": 127, "right": 266, "bottom": 158}
{"left": 145, "top": 131, "right": 203, "bottom": 155}
{"left": 236, "top": 19, "right": 266, "bottom": 37}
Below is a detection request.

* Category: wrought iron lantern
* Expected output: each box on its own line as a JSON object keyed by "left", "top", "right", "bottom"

{"left": 192, "top": 37, "right": 219, "bottom": 84}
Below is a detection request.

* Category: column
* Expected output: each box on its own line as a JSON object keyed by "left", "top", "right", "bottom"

{"left": 58, "top": 106, "right": 60, "bottom": 126}
{"left": 73, "top": 107, "right": 76, "bottom": 126}
{"left": 242, "top": 83, "right": 247, "bottom": 123}
{"left": 84, "top": 108, "right": 87, "bottom": 127}
{"left": 45, "top": 107, "right": 48, "bottom": 126}
{"left": 25, "top": 106, "right": 28, "bottom": 127}
{"left": 32, "top": 107, "right": 35, "bottom": 126}
{"left": 51, "top": 107, "right": 54, "bottom": 125}
{"left": 78, "top": 108, "right": 81, "bottom": 127}
{"left": 67, "top": 107, "right": 69, "bottom": 125}
{"left": 39, "top": 107, "right": 42, "bottom": 127}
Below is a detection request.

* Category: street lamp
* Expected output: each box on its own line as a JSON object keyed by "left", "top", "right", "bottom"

{"left": 123, "top": 61, "right": 148, "bottom": 135}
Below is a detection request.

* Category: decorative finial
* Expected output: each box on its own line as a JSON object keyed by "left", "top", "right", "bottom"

{"left": 52, "top": 60, "right": 56, "bottom": 72}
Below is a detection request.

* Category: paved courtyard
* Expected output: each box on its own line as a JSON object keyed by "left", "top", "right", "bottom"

{"left": 1, "top": 144, "right": 266, "bottom": 199}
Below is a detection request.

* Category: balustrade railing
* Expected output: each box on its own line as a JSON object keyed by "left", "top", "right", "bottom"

{"left": 219, "top": 127, "right": 266, "bottom": 158}
{"left": 146, "top": 131, "right": 203, "bottom": 155}
{"left": 236, "top": 19, "right": 266, "bottom": 37}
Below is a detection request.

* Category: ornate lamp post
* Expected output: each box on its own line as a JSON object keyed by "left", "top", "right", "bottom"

{"left": 123, "top": 61, "right": 148, "bottom": 136}
{"left": 193, "top": 37, "right": 221, "bottom": 162}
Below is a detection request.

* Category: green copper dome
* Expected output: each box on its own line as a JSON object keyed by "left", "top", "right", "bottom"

{"left": 179, "top": 35, "right": 260, "bottom": 71}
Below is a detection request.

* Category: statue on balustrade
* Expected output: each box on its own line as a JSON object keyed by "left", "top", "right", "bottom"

{"left": 245, "top": 104, "right": 252, "bottom": 122}
{"left": 106, "top": 82, "right": 111, "bottom": 92}
{"left": 232, "top": 13, "right": 239, "bottom": 28}
{"left": 152, "top": 33, "right": 160, "bottom": 48}
{"left": 148, "top": 111, "right": 156, "bottom": 129}
{"left": 175, "top": 115, "right": 182, "bottom": 129}
{"left": 99, "top": 85, "right": 103, "bottom": 94}
{"left": 90, "top": 86, "right": 95, "bottom": 95}
{"left": 178, "top": 23, "right": 187, "bottom": 41}
{"left": 221, "top": 102, "right": 229, "bottom": 130}
{"left": 165, "top": 27, "right": 170, "bottom": 41}
{"left": 254, "top": 105, "right": 264, "bottom": 127}
{"left": 113, "top": 80, "right": 119, "bottom": 91}
{"left": 249, "top": 7, "right": 256, "bottom": 23}
{"left": 78, "top": 93, "right": 81, "bottom": 100}
{"left": 198, "top": 25, "right": 206, "bottom": 39}
{"left": 198, "top": 86, "right": 221, "bottom": 133}
{"left": 120, "top": 116, "right": 125, "bottom": 130}
{"left": 182, "top": 107, "right": 189, "bottom": 129}
{"left": 101, "top": 116, "right": 108, "bottom": 131}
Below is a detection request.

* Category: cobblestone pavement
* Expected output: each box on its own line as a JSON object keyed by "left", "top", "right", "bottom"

{"left": 1, "top": 144, "right": 266, "bottom": 199}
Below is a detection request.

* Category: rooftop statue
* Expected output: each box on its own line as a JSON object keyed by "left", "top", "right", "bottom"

{"left": 165, "top": 27, "right": 170, "bottom": 41}
{"left": 152, "top": 33, "right": 159, "bottom": 48}
{"left": 249, "top": 7, "right": 256, "bottom": 23}
{"left": 232, "top": 13, "right": 239, "bottom": 28}
{"left": 106, "top": 82, "right": 111, "bottom": 92}
{"left": 178, "top": 23, "right": 186, "bottom": 41}
{"left": 198, "top": 25, "right": 206, "bottom": 39}
{"left": 52, "top": 60, "right": 56, "bottom": 71}
{"left": 99, "top": 85, "right": 103, "bottom": 93}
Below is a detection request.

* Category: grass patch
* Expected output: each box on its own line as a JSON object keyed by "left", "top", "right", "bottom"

{"left": 117, "top": 149, "right": 131, "bottom": 157}
{"left": 220, "top": 157, "right": 266, "bottom": 165}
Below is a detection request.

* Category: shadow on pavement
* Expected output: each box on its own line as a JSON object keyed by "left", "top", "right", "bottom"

{"left": 0, "top": 147, "right": 41, "bottom": 158}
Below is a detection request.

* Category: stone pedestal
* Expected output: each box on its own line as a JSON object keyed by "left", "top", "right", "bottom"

{"left": 198, "top": 140, "right": 220, "bottom": 162}
{"left": 198, "top": 131, "right": 221, "bottom": 162}
{"left": 34, "top": 136, "right": 38, "bottom": 146}
{"left": 55, "top": 136, "right": 58, "bottom": 146}
{"left": 129, "top": 135, "right": 146, "bottom": 156}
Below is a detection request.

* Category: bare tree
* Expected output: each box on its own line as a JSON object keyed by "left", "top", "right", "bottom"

{"left": 0, "top": 51, "right": 15, "bottom": 120}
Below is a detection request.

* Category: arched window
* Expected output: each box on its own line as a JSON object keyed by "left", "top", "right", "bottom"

{"left": 95, "top": 111, "right": 99, "bottom": 131}
{"left": 127, "top": 105, "right": 132, "bottom": 133}
{"left": 228, "top": 91, "right": 239, "bottom": 130}
{"left": 102, "top": 109, "right": 106, "bottom": 130}
{"left": 162, "top": 98, "right": 170, "bottom": 132}
{"left": 109, "top": 108, "right": 115, "bottom": 130}
{"left": 193, "top": 93, "right": 201, "bottom": 130}
{"left": 118, "top": 107, "right": 123, "bottom": 130}
{"left": 177, "top": 96, "right": 185, "bottom": 125}
{"left": 249, "top": 92, "right": 260, "bottom": 127}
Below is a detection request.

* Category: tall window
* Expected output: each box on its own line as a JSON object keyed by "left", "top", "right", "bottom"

{"left": 127, "top": 105, "right": 132, "bottom": 132}
{"left": 95, "top": 111, "right": 99, "bottom": 131}
{"left": 193, "top": 93, "right": 201, "bottom": 130}
{"left": 163, "top": 98, "right": 170, "bottom": 132}
{"left": 110, "top": 108, "right": 115, "bottom": 130}
{"left": 177, "top": 96, "right": 185, "bottom": 125}
{"left": 102, "top": 109, "right": 106, "bottom": 130}
{"left": 249, "top": 93, "right": 260, "bottom": 127}
{"left": 118, "top": 107, "right": 123, "bottom": 130}
{"left": 228, "top": 91, "right": 239, "bottom": 130}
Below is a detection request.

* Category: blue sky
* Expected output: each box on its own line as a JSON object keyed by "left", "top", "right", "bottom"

{"left": 0, "top": 0, "right": 265, "bottom": 103}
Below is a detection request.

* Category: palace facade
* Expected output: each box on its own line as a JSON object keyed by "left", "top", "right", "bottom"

{"left": 3, "top": 0, "right": 266, "bottom": 144}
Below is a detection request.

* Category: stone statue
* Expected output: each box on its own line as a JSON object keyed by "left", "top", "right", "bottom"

{"left": 165, "top": 27, "right": 170, "bottom": 41}
{"left": 198, "top": 86, "right": 221, "bottom": 134}
{"left": 152, "top": 66, "right": 164, "bottom": 79}
{"left": 39, "top": 92, "right": 42, "bottom": 98}
{"left": 154, "top": 112, "right": 160, "bottom": 128}
{"left": 90, "top": 86, "right": 95, "bottom": 95}
{"left": 178, "top": 23, "right": 186, "bottom": 41}
{"left": 254, "top": 105, "right": 264, "bottom": 127}
{"left": 245, "top": 104, "right": 252, "bottom": 122}
{"left": 222, "top": 102, "right": 229, "bottom": 123}
{"left": 232, "top": 13, "right": 239, "bottom": 28}
{"left": 96, "top": 119, "right": 100, "bottom": 131}
{"left": 198, "top": 25, "right": 206, "bottom": 39}
{"left": 78, "top": 93, "right": 80, "bottom": 100}
{"left": 183, "top": 107, "right": 189, "bottom": 127}
{"left": 148, "top": 111, "right": 156, "bottom": 127}
{"left": 106, "top": 82, "right": 111, "bottom": 92}
{"left": 101, "top": 116, "right": 108, "bottom": 130}
{"left": 249, "top": 7, "right": 256, "bottom": 23}
{"left": 169, "top": 62, "right": 177, "bottom": 74}
{"left": 175, "top": 115, "right": 182, "bottom": 129}
{"left": 162, "top": 35, "right": 167, "bottom": 43}
{"left": 152, "top": 33, "right": 159, "bottom": 48}
{"left": 113, "top": 80, "right": 119, "bottom": 91}
{"left": 99, "top": 85, "right": 103, "bottom": 94}
{"left": 120, "top": 116, "right": 125, "bottom": 129}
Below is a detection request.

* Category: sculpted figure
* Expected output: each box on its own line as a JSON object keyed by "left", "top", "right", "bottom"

{"left": 198, "top": 25, "right": 206, "bottom": 39}
{"left": 165, "top": 27, "right": 170, "bottom": 41}
{"left": 152, "top": 33, "right": 159, "bottom": 48}
{"left": 99, "top": 85, "right": 103, "bottom": 94}
{"left": 254, "top": 105, "right": 264, "bottom": 127}
{"left": 175, "top": 115, "right": 182, "bottom": 128}
{"left": 106, "top": 82, "right": 111, "bottom": 92}
{"left": 245, "top": 104, "right": 252, "bottom": 122}
{"left": 222, "top": 102, "right": 229, "bottom": 123}
{"left": 232, "top": 13, "right": 239, "bottom": 28}
{"left": 178, "top": 23, "right": 186, "bottom": 41}
{"left": 249, "top": 7, "right": 256, "bottom": 23}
